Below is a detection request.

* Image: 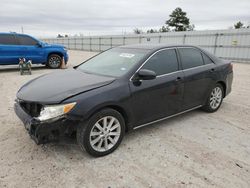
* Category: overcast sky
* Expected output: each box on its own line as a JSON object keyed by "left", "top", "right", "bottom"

{"left": 1, "top": 0, "right": 250, "bottom": 37}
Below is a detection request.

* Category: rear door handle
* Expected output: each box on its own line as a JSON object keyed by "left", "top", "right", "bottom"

{"left": 175, "top": 77, "right": 182, "bottom": 82}
{"left": 210, "top": 68, "right": 215, "bottom": 72}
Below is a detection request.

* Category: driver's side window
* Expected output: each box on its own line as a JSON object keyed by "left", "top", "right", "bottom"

{"left": 142, "top": 49, "right": 179, "bottom": 76}
{"left": 17, "top": 35, "right": 38, "bottom": 46}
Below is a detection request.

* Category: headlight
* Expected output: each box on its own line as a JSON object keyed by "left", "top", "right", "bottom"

{"left": 37, "top": 102, "right": 76, "bottom": 121}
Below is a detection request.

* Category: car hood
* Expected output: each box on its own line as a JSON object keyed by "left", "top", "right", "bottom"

{"left": 17, "top": 69, "right": 115, "bottom": 104}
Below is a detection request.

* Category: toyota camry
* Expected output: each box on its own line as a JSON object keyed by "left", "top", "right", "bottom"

{"left": 14, "top": 44, "right": 233, "bottom": 157}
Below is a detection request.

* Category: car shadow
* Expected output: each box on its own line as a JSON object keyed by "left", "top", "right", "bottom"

{"left": 0, "top": 65, "right": 47, "bottom": 73}
{"left": 41, "top": 109, "right": 203, "bottom": 159}
{"left": 45, "top": 136, "right": 94, "bottom": 159}
{"left": 122, "top": 109, "right": 208, "bottom": 146}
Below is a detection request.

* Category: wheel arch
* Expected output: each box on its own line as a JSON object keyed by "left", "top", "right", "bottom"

{"left": 47, "top": 52, "right": 64, "bottom": 60}
{"left": 216, "top": 81, "right": 226, "bottom": 98}
{"left": 86, "top": 104, "right": 130, "bottom": 132}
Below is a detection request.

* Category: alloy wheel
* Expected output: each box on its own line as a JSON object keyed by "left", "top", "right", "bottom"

{"left": 210, "top": 87, "right": 222, "bottom": 109}
{"left": 89, "top": 116, "right": 121, "bottom": 152}
{"left": 49, "top": 56, "right": 61, "bottom": 68}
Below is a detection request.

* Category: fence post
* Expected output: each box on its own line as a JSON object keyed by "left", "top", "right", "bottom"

{"left": 90, "top": 37, "right": 92, "bottom": 51}
{"left": 99, "top": 37, "right": 101, "bottom": 51}
{"left": 159, "top": 35, "right": 162, "bottom": 43}
{"left": 110, "top": 37, "right": 113, "bottom": 48}
{"left": 123, "top": 36, "right": 125, "bottom": 45}
{"left": 74, "top": 38, "right": 77, "bottom": 50}
{"left": 213, "top": 33, "right": 219, "bottom": 55}
{"left": 81, "top": 37, "right": 84, "bottom": 50}
{"left": 183, "top": 34, "right": 187, "bottom": 44}
{"left": 68, "top": 37, "right": 70, "bottom": 49}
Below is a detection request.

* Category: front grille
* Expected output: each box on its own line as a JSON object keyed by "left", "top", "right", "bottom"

{"left": 19, "top": 101, "right": 43, "bottom": 117}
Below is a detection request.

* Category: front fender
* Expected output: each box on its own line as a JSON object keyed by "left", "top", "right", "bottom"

{"left": 64, "top": 81, "right": 133, "bottom": 129}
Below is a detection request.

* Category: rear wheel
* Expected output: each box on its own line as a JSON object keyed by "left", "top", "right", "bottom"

{"left": 47, "top": 54, "right": 62, "bottom": 69}
{"left": 202, "top": 83, "right": 224, "bottom": 112}
{"left": 77, "top": 108, "right": 125, "bottom": 157}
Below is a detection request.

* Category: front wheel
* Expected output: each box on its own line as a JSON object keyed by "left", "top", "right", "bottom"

{"left": 77, "top": 108, "right": 125, "bottom": 157}
{"left": 202, "top": 84, "right": 224, "bottom": 112}
{"left": 47, "top": 54, "right": 62, "bottom": 69}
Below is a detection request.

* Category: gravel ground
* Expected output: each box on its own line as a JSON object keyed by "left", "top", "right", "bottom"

{"left": 0, "top": 50, "right": 249, "bottom": 188}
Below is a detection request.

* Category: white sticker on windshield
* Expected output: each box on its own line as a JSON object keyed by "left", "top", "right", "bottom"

{"left": 119, "top": 53, "right": 135, "bottom": 58}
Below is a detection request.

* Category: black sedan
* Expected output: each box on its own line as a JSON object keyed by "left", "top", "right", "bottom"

{"left": 14, "top": 44, "right": 233, "bottom": 157}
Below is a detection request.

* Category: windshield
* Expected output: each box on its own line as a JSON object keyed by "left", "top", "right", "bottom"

{"left": 77, "top": 48, "right": 149, "bottom": 77}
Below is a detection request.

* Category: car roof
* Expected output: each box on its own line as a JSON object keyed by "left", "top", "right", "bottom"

{"left": 0, "top": 32, "right": 30, "bottom": 37}
{"left": 118, "top": 43, "right": 220, "bottom": 63}
{"left": 119, "top": 44, "right": 200, "bottom": 51}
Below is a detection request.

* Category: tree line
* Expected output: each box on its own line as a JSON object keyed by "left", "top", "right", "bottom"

{"left": 133, "top": 7, "right": 250, "bottom": 34}
{"left": 56, "top": 7, "right": 249, "bottom": 37}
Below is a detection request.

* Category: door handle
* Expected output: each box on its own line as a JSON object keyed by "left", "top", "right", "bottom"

{"left": 175, "top": 77, "right": 182, "bottom": 82}
{"left": 210, "top": 68, "right": 215, "bottom": 72}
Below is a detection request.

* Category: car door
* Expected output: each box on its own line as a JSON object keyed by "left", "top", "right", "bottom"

{"left": 177, "top": 47, "right": 216, "bottom": 110}
{"left": 129, "top": 48, "right": 184, "bottom": 127}
{"left": 16, "top": 35, "right": 45, "bottom": 64}
{"left": 0, "top": 34, "right": 22, "bottom": 65}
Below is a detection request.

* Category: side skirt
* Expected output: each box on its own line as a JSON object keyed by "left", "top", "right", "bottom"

{"left": 133, "top": 105, "right": 202, "bottom": 130}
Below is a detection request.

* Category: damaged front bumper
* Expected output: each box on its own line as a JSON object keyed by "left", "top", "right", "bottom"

{"left": 14, "top": 102, "right": 77, "bottom": 144}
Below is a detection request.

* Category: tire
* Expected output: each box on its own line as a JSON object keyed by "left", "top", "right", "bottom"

{"left": 202, "top": 83, "right": 224, "bottom": 112}
{"left": 77, "top": 108, "right": 125, "bottom": 157}
{"left": 47, "top": 54, "right": 62, "bottom": 69}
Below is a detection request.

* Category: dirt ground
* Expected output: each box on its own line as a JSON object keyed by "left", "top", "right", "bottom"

{"left": 0, "top": 50, "right": 249, "bottom": 188}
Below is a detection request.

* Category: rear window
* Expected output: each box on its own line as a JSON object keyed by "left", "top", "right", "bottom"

{"left": 179, "top": 48, "right": 204, "bottom": 69}
{"left": 0, "top": 34, "right": 17, "bottom": 45}
{"left": 202, "top": 53, "right": 214, "bottom": 64}
{"left": 17, "top": 35, "right": 38, "bottom": 45}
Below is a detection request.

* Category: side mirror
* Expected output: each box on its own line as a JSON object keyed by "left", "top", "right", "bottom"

{"left": 137, "top": 69, "right": 156, "bottom": 80}
{"left": 36, "top": 42, "right": 43, "bottom": 48}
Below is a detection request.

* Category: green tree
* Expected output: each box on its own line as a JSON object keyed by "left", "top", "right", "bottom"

{"left": 147, "top": 29, "right": 158, "bottom": 33}
{"left": 159, "top": 26, "right": 169, "bottom": 33}
{"left": 187, "top": 24, "right": 195, "bottom": 31}
{"left": 57, "top": 34, "right": 63, "bottom": 38}
{"left": 234, "top": 21, "right": 245, "bottom": 29}
{"left": 166, "top": 7, "right": 193, "bottom": 31}
{"left": 133, "top": 28, "right": 143, "bottom": 34}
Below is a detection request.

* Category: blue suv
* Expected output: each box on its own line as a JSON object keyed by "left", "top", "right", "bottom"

{"left": 0, "top": 33, "right": 68, "bottom": 68}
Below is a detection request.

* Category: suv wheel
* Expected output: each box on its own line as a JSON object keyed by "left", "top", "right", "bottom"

{"left": 77, "top": 108, "right": 125, "bottom": 157}
{"left": 202, "top": 83, "right": 224, "bottom": 112}
{"left": 47, "top": 54, "right": 62, "bottom": 69}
